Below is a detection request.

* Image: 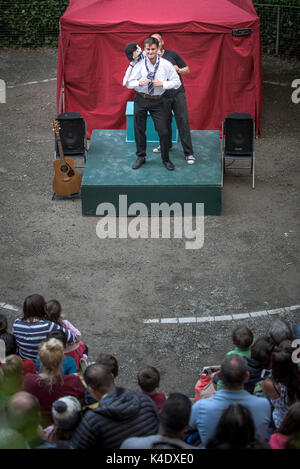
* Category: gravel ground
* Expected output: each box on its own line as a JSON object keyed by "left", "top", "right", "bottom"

{"left": 0, "top": 49, "right": 299, "bottom": 396}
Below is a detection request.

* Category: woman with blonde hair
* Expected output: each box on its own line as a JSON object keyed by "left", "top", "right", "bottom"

{"left": 22, "top": 339, "right": 85, "bottom": 427}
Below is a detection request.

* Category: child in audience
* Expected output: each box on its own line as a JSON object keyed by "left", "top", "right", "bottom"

{"left": 228, "top": 326, "right": 254, "bottom": 358}
{"left": 137, "top": 366, "right": 166, "bottom": 410}
{"left": 35, "top": 330, "right": 77, "bottom": 376}
{"left": 43, "top": 395, "right": 83, "bottom": 446}
{"left": 0, "top": 355, "right": 24, "bottom": 396}
{"left": 0, "top": 313, "right": 17, "bottom": 356}
{"left": 215, "top": 325, "right": 254, "bottom": 391}
{"left": 44, "top": 300, "right": 88, "bottom": 370}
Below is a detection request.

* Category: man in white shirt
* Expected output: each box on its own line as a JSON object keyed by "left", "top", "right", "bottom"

{"left": 126, "top": 37, "right": 181, "bottom": 171}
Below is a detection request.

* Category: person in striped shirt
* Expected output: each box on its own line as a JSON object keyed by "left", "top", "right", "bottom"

{"left": 12, "top": 294, "right": 77, "bottom": 361}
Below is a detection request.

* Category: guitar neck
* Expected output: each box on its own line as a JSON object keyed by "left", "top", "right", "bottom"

{"left": 56, "top": 132, "right": 67, "bottom": 164}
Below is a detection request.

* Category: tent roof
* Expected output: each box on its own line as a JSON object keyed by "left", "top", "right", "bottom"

{"left": 61, "top": 0, "right": 259, "bottom": 32}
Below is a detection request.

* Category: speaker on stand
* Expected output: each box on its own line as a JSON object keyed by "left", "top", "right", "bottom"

{"left": 54, "top": 112, "right": 87, "bottom": 168}
{"left": 222, "top": 112, "right": 255, "bottom": 188}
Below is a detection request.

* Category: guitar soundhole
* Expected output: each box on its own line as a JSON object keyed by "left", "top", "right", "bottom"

{"left": 60, "top": 164, "right": 69, "bottom": 173}
{"left": 60, "top": 164, "right": 74, "bottom": 177}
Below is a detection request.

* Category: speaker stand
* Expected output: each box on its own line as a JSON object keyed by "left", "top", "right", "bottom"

{"left": 52, "top": 191, "right": 81, "bottom": 201}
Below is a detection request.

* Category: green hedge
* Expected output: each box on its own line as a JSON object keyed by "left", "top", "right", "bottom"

{"left": 254, "top": 2, "right": 300, "bottom": 57}
{"left": 254, "top": 0, "right": 299, "bottom": 5}
{"left": 0, "top": 0, "right": 69, "bottom": 47}
{"left": 0, "top": 0, "right": 299, "bottom": 57}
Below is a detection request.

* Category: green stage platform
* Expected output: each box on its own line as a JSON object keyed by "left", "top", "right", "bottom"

{"left": 81, "top": 129, "right": 222, "bottom": 216}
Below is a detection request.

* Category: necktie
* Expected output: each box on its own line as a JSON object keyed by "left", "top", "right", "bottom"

{"left": 145, "top": 57, "right": 160, "bottom": 95}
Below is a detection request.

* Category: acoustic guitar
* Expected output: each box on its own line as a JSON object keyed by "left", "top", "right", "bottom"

{"left": 52, "top": 119, "right": 82, "bottom": 196}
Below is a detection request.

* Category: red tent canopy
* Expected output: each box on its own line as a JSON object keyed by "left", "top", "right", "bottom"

{"left": 57, "top": 0, "right": 262, "bottom": 137}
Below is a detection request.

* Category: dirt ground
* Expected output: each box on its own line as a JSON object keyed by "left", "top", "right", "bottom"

{"left": 0, "top": 49, "right": 299, "bottom": 396}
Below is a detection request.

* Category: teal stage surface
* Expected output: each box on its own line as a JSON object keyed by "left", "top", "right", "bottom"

{"left": 81, "top": 130, "right": 222, "bottom": 216}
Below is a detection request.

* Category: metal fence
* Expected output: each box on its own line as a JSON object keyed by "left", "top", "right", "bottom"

{"left": 254, "top": 3, "right": 300, "bottom": 57}
{"left": 0, "top": 2, "right": 299, "bottom": 58}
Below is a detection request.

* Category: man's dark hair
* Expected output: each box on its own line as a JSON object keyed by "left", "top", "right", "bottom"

{"left": 251, "top": 336, "right": 274, "bottom": 367}
{"left": 46, "top": 329, "right": 67, "bottom": 348}
{"left": 232, "top": 326, "right": 253, "bottom": 349}
{"left": 96, "top": 353, "right": 119, "bottom": 378}
{"left": 159, "top": 393, "right": 191, "bottom": 431}
{"left": 138, "top": 366, "right": 160, "bottom": 392}
{"left": 221, "top": 354, "right": 248, "bottom": 389}
{"left": 84, "top": 363, "right": 114, "bottom": 393}
{"left": 144, "top": 36, "right": 159, "bottom": 48}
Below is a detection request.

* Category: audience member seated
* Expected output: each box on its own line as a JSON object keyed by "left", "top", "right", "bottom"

{"left": 121, "top": 393, "right": 196, "bottom": 449}
{"left": 0, "top": 428, "right": 29, "bottom": 449}
{"left": 13, "top": 294, "right": 77, "bottom": 361}
{"left": 70, "top": 363, "right": 158, "bottom": 448}
{"left": 205, "top": 404, "right": 270, "bottom": 449}
{"left": 228, "top": 325, "right": 254, "bottom": 358}
{"left": 0, "top": 313, "right": 17, "bottom": 356}
{"left": 189, "top": 354, "right": 271, "bottom": 448}
{"left": 85, "top": 353, "right": 119, "bottom": 408}
{"left": 1, "top": 355, "right": 24, "bottom": 397}
{"left": 35, "top": 329, "right": 77, "bottom": 376}
{"left": 261, "top": 347, "right": 300, "bottom": 429}
{"left": 244, "top": 336, "right": 274, "bottom": 394}
{"left": 137, "top": 366, "right": 166, "bottom": 410}
{"left": 268, "top": 318, "right": 294, "bottom": 347}
{"left": 215, "top": 325, "right": 254, "bottom": 391}
{"left": 43, "top": 396, "right": 82, "bottom": 447}
{"left": 0, "top": 354, "right": 35, "bottom": 422}
{"left": 21, "top": 358, "right": 37, "bottom": 377}
{"left": 22, "top": 338, "right": 85, "bottom": 427}
{"left": 292, "top": 324, "right": 300, "bottom": 340}
{"left": 269, "top": 402, "right": 300, "bottom": 449}
{"left": 44, "top": 299, "right": 88, "bottom": 370}
{"left": 5, "top": 391, "right": 45, "bottom": 448}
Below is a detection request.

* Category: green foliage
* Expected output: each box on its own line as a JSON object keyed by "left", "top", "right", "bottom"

{"left": 0, "top": 0, "right": 299, "bottom": 57}
{"left": 254, "top": 2, "right": 300, "bottom": 57}
{"left": 254, "top": 0, "right": 300, "bottom": 5}
{"left": 0, "top": 0, "right": 69, "bottom": 47}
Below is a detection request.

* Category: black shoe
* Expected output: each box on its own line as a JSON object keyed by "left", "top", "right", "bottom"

{"left": 132, "top": 157, "right": 146, "bottom": 170}
{"left": 163, "top": 160, "right": 175, "bottom": 171}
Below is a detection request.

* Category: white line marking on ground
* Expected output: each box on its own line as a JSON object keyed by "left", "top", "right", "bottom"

{"left": 263, "top": 80, "right": 289, "bottom": 87}
{"left": 1, "top": 302, "right": 299, "bottom": 323}
{"left": 144, "top": 305, "right": 300, "bottom": 324}
{"left": 7, "top": 78, "right": 57, "bottom": 89}
{"left": 0, "top": 302, "right": 19, "bottom": 312}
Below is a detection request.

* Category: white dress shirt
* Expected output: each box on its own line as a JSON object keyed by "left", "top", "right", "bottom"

{"left": 126, "top": 56, "right": 181, "bottom": 96}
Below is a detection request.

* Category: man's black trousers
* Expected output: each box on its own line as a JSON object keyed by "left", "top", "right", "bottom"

{"left": 134, "top": 93, "right": 170, "bottom": 162}
{"left": 164, "top": 91, "right": 194, "bottom": 157}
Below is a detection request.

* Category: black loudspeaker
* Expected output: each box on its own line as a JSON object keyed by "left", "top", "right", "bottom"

{"left": 56, "top": 112, "right": 86, "bottom": 156}
{"left": 224, "top": 113, "right": 254, "bottom": 155}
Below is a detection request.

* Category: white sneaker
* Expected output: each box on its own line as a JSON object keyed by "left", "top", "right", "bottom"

{"left": 153, "top": 146, "right": 172, "bottom": 153}
{"left": 185, "top": 155, "right": 196, "bottom": 164}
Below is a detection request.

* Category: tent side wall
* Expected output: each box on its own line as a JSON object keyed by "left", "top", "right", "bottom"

{"left": 56, "top": 19, "right": 262, "bottom": 137}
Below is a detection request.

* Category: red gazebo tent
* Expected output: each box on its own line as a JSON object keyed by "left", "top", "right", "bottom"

{"left": 57, "top": 0, "right": 262, "bottom": 137}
